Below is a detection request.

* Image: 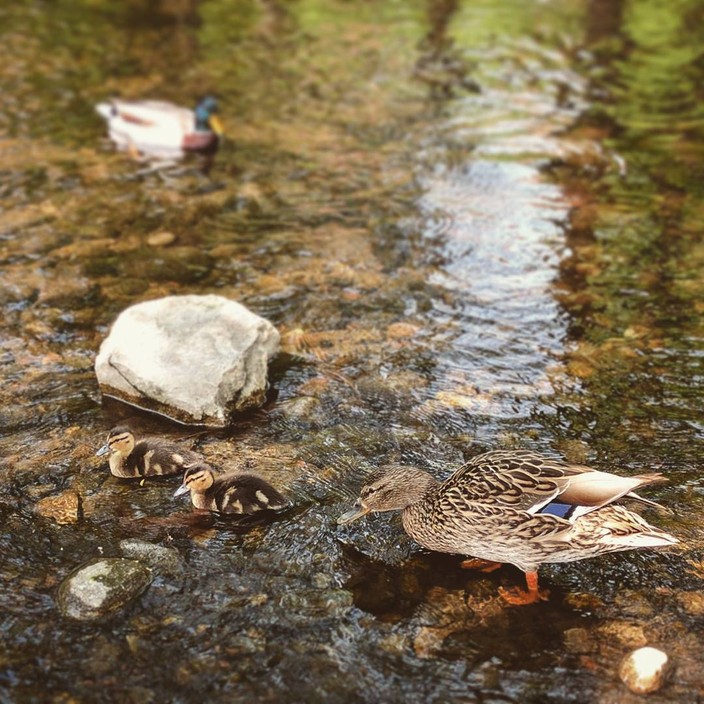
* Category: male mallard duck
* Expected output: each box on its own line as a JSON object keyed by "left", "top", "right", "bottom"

{"left": 174, "top": 463, "right": 288, "bottom": 515}
{"left": 338, "top": 450, "right": 678, "bottom": 605}
{"left": 95, "top": 96, "right": 223, "bottom": 160}
{"left": 96, "top": 426, "right": 203, "bottom": 479}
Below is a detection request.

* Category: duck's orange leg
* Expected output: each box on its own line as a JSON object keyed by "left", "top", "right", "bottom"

{"left": 498, "top": 571, "right": 550, "bottom": 606}
{"left": 126, "top": 139, "right": 141, "bottom": 161}
{"left": 460, "top": 558, "right": 503, "bottom": 573}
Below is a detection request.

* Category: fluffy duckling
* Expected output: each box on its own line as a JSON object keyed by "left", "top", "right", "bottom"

{"left": 174, "top": 463, "right": 288, "bottom": 515}
{"left": 338, "top": 450, "right": 678, "bottom": 605}
{"left": 95, "top": 96, "right": 223, "bottom": 160}
{"left": 96, "top": 426, "right": 203, "bottom": 479}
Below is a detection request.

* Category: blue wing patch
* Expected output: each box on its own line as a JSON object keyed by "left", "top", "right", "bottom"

{"left": 541, "top": 501, "right": 577, "bottom": 519}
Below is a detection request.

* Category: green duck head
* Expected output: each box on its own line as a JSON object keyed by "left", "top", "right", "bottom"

{"left": 194, "top": 96, "right": 223, "bottom": 135}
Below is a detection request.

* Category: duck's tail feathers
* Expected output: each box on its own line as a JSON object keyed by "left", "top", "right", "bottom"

{"left": 596, "top": 504, "right": 679, "bottom": 548}
{"left": 606, "top": 530, "right": 679, "bottom": 549}
{"left": 630, "top": 472, "right": 668, "bottom": 487}
{"left": 625, "top": 490, "right": 672, "bottom": 513}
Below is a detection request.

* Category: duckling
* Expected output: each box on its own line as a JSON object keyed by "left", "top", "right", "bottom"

{"left": 338, "top": 450, "right": 678, "bottom": 605}
{"left": 174, "top": 463, "right": 288, "bottom": 515}
{"left": 96, "top": 426, "right": 203, "bottom": 479}
{"left": 95, "top": 96, "right": 223, "bottom": 160}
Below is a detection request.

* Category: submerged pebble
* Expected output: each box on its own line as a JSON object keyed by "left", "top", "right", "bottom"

{"left": 619, "top": 646, "right": 671, "bottom": 694}
{"left": 119, "top": 539, "right": 185, "bottom": 578}
{"left": 146, "top": 231, "right": 176, "bottom": 247}
{"left": 57, "top": 558, "right": 153, "bottom": 621}
{"left": 34, "top": 490, "right": 83, "bottom": 525}
{"left": 676, "top": 591, "right": 704, "bottom": 616}
{"left": 277, "top": 396, "right": 322, "bottom": 421}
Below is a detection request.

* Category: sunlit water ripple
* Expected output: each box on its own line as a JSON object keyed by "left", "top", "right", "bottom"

{"left": 414, "top": 79, "right": 579, "bottom": 428}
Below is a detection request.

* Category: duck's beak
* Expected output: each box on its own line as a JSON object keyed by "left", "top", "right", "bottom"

{"left": 173, "top": 484, "right": 190, "bottom": 498}
{"left": 337, "top": 501, "right": 370, "bottom": 525}
{"left": 208, "top": 115, "right": 224, "bottom": 137}
{"left": 96, "top": 444, "right": 110, "bottom": 457}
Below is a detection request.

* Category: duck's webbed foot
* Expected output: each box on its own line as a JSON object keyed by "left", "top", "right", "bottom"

{"left": 498, "top": 571, "right": 549, "bottom": 606}
{"left": 126, "top": 140, "right": 142, "bottom": 161}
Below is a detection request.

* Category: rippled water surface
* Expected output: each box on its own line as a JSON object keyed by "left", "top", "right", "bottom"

{"left": 2, "top": 0, "right": 704, "bottom": 702}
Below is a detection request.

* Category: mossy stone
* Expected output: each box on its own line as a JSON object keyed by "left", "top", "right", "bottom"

{"left": 57, "top": 558, "right": 153, "bottom": 621}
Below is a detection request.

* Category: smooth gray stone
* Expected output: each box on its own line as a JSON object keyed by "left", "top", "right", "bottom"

{"left": 57, "top": 558, "right": 153, "bottom": 621}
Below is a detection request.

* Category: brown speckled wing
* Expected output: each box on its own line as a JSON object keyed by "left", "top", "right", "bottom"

{"left": 440, "top": 450, "right": 568, "bottom": 511}
{"left": 506, "top": 510, "right": 573, "bottom": 541}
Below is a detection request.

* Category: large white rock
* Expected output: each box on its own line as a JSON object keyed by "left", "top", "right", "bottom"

{"left": 95, "top": 295, "right": 280, "bottom": 426}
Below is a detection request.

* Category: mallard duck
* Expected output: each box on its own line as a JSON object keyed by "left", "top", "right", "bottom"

{"left": 174, "top": 463, "right": 288, "bottom": 515}
{"left": 338, "top": 450, "right": 678, "bottom": 605}
{"left": 95, "top": 96, "right": 223, "bottom": 160}
{"left": 96, "top": 426, "right": 203, "bottom": 479}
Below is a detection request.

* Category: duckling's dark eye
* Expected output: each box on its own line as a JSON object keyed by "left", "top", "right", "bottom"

{"left": 362, "top": 486, "right": 377, "bottom": 498}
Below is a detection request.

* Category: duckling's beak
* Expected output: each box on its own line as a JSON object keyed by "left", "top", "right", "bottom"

{"left": 208, "top": 115, "right": 224, "bottom": 136}
{"left": 96, "top": 444, "right": 110, "bottom": 457}
{"left": 173, "top": 484, "right": 190, "bottom": 498}
{"left": 337, "top": 501, "right": 370, "bottom": 525}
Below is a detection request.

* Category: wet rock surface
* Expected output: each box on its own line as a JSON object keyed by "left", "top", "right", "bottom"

{"left": 57, "top": 558, "right": 153, "bottom": 621}
{"left": 95, "top": 295, "right": 280, "bottom": 426}
{"left": 119, "top": 539, "right": 185, "bottom": 578}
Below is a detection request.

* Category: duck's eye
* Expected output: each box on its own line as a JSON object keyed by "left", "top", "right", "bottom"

{"left": 362, "top": 486, "right": 377, "bottom": 498}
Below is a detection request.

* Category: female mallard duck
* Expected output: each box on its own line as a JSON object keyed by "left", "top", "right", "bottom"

{"left": 95, "top": 96, "right": 223, "bottom": 160}
{"left": 338, "top": 450, "right": 678, "bottom": 605}
{"left": 96, "top": 426, "right": 203, "bottom": 479}
{"left": 174, "top": 463, "right": 288, "bottom": 516}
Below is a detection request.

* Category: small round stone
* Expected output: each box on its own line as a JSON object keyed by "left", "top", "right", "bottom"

{"left": 618, "top": 646, "right": 671, "bottom": 694}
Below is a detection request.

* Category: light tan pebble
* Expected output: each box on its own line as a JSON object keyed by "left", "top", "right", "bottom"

{"left": 34, "top": 491, "right": 82, "bottom": 524}
{"left": 619, "top": 646, "right": 671, "bottom": 694}
{"left": 386, "top": 322, "right": 420, "bottom": 340}
{"left": 596, "top": 621, "right": 647, "bottom": 648}
{"left": 146, "top": 231, "right": 176, "bottom": 246}
{"left": 676, "top": 590, "right": 704, "bottom": 616}
{"left": 248, "top": 593, "right": 268, "bottom": 607}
